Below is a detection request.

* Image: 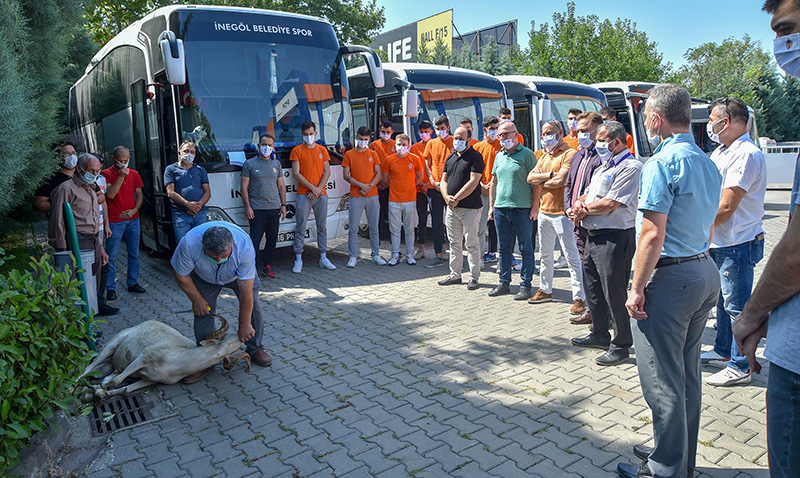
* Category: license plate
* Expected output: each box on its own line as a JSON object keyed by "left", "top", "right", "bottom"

{"left": 278, "top": 230, "right": 309, "bottom": 242}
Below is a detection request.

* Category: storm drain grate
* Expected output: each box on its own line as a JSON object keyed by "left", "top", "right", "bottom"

{"left": 89, "top": 393, "right": 154, "bottom": 436}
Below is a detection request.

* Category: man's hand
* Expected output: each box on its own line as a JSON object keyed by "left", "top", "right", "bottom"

{"left": 244, "top": 205, "right": 255, "bottom": 220}
{"left": 565, "top": 207, "right": 574, "bottom": 220}
{"left": 529, "top": 207, "right": 538, "bottom": 221}
{"left": 480, "top": 182, "right": 490, "bottom": 193}
{"left": 191, "top": 297, "right": 211, "bottom": 316}
{"left": 311, "top": 186, "right": 323, "bottom": 197}
{"left": 447, "top": 195, "right": 458, "bottom": 208}
{"left": 488, "top": 207, "right": 494, "bottom": 221}
{"left": 280, "top": 205, "right": 287, "bottom": 220}
{"left": 359, "top": 184, "right": 372, "bottom": 196}
{"left": 119, "top": 209, "right": 136, "bottom": 220}
{"left": 626, "top": 288, "right": 648, "bottom": 320}
{"left": 737, "top": 319, "right": 768, "bottom": 374}
{"left": 105, "top": 228, "right": 112, "bottom": 239}
{"left": 118, "top": 165, "right": 129, "bottom": 177}
{"left": 238, "top": 322, "right": 256, "bottom": 343}
{"left": 187, "top": 202, "right": 202, "bottom": 214}
{"left": 100, "top": 248, "right": 109, "bottom": 266}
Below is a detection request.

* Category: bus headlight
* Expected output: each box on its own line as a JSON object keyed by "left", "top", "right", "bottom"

{"left": 337, "top": 194, "right": 349, "bottom": 212}
{"left": 205, "top": 207, "right": 234, "bottom": 223}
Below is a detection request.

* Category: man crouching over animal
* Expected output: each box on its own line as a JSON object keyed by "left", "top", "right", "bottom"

{"left": 172, "top": 221, "right": 272, "bottom": 383}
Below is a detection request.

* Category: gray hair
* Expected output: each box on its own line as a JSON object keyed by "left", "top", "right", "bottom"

{"left": 202, "top": 226, "right": 234, "bottom": 256}
{"left": 77, "top": 153, "right": 100, "bottom": 169}
{"left": 599, "top": 121, "right": 627, "bottom": 143}
{"left": 647, "top": 84, "right": 691, "bottom": 127}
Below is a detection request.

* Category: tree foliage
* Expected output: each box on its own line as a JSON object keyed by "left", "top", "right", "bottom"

{"left": 513, "top": 2, "right": 669, "bottom": 83}
{"left": 418, "top": 35, "right": 515, "bottom": 76}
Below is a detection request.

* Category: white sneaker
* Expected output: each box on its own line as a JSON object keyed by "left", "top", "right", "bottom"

{"left": 346, "top": 257, "right": 357, "bottom": 268}
{"left": 406, "top": 255, "right": 416, "bottom": 265}
{"left": 319, "top": 257, "right": 336, "bottom": 270}
{"left": 413, "top": 248, "right": 425, "bottom": 260}
{"left": 554, "top": 256, "right": 568, "bottom": 269}
{"left": 388, "top": 254, "right": 400, "bottom": 266}
{"left": 292, "top": 259, "right": 303, "bottom": 274}
{"left": 372, "top": 254, "right": 387, "bottom": 266}
{"left": 706, "top": 367, "right": 751, "bottom": 387}
{"left": 701, "top": 350, "right": 731, "bottom": 365}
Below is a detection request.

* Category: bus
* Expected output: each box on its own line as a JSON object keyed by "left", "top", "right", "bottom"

{"left": 69, "top": 5, "right": 384, "bottom": 253}
{"left": 499, "top": 75, "right": 607, "bottom": 152}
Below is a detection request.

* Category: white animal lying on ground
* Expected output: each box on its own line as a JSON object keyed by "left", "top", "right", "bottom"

{"left": 79, "top": 316, "right": 250, "bottom": 401}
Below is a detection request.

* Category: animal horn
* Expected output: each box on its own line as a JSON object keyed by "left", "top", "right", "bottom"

{"left": 222, "top": 352, "right": 251, "bottom": 372}
{"left": 205, "top": 314, "right": 229, "bottom": 340}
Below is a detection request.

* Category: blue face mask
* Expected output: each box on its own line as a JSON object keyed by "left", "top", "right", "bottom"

{"left": 205, "top": 254, "right": 230, "bottom": 265}
{"left": 80, "top": 170, "right": 97, "bottom": 185}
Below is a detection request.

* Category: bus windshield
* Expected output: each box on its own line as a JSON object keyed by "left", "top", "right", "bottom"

{"left": 547, "top": 94, "right": 605, "bottom": 123}
{"left": 175, "top": 11, "right": 351, "bottom": 164}
{"left": 413, "top": 86, "right": 503, "bottom": 142}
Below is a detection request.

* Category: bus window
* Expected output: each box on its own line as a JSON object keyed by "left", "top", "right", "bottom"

{"left": 514, "top": 103, "right": 531, "bottom": 146}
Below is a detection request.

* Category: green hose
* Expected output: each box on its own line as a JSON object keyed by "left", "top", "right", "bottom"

{"left": 63, "top": 202, "right": 96, "bottom": 352}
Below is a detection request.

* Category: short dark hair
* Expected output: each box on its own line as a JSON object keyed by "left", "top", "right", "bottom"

{"left": 459, "top": 126, "right": 472, "bottom": 139}
{"left": 434, "top": 115, "right": 449, "bottom": 127}
{"left": 57, "top": 140, "right": 78, "bottom": 151}
{"left": 599, "top": 106, "right": 616, "bottom": 118}
{"left": 202, "top": 226, "right": 234, "bottom": 257}
{"left": 498, "top": 107, "right": 512, "bottom": 116}
{"left": 598, "top": 121, "right": 627, "bottom": 143}
{"left": 112, "top": 145, "right": 129, "bottom": 159}
{"left": 763, "top": 0, "right": 800, "bottom": 13}
{"left": 459, "top": 117, "right": 473, "bottom": 126}
{"left": 301, "top": 121, "right": 316, "bottom": 134}
{"left": 568, "top": 108, "right": 582, "bottom": 116}
{"left": 380, "top": 120, "right": 393, "bottom": 129}
{"left": 483, "top": 115, "right": 499, "bottom": 128}
{"left": 709, "top": 97, "right": 750, "bottom": 125}
{"left": 418, "top": 120, "right": 433, "bottom": 131}
{"left": 356, "top": 126, "right": 372, "bottom": 137}
{"left": 577, "top": 112, "right": 604, "bottom": 128}
{"left": 259, "top": 133, "right": 274, "bottom": 143}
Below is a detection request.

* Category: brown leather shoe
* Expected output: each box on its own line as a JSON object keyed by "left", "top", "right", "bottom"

{"left": 570, "top": 298, "right": 586, "bottom": 316}
{"left": 250, "top": 349, "right": 273, "bottom": 367}
{"left": 182, "top": 366, "right": 214, "bottom": 384}
{"left": 570, "top": 309, "right": 592, "bottom": 325}
{"left": 527, "top": 289, "right": 553, "bottom": 304}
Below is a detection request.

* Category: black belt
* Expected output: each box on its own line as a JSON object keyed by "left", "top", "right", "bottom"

{"left": 655, "top": 251, "right": 709, "bottom": 268}
{"left": 587, "top": 228, "right": 626, "bottom": 237}
{"left": 77, "top": 232, "right": 99, "bottom": 238}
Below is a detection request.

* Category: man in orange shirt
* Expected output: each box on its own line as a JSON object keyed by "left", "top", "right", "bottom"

{"left": 343, "top": 126, "right": 386, "bottom": 268}
{"left": 474, "top": 115, "right": 502, "bottom": 264}
{"left": 498, "top": 108, "right": 525, "bottom": 146}
{"left": 423, "top": 115, "right": 454, "bottom": 267}
{"left": 291, "top": 121, "right": 335, "bottom": 273}
{"left": 371, "top": 120, "right": 396, "bottom": 237}
{"left": 382, "top": 134, "right": 424, "bottom": 266}
{"left": 564, "top": 108, "right": 582, "bottom": 151}
{"left": 460, "top": 118, "right": 480, "bottom": 147}
{"left": 600, "top": 106, "right": 635, "bottom": 154}
{"left": 410, "top": 120, "right": 433, "bottom": 260}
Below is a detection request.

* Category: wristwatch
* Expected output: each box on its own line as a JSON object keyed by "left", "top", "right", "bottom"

{"left": 549, "top": 172, "right": 554, "bottom": 179}
{"left": 280, "top": 203, "right": 287, "bottom": 207}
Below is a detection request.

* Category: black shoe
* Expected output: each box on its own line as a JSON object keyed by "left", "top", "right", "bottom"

{"left": 513, "top": 288, "right": 533, "bottom": 301}
{"left": 617, "top": 461, "right": 652, "bottom": 478}
{"left": 596, "top": 350, "right": 630, "bottom": 366}
{"left": 97, "top": 302, "right": 120, "bottom": 316}
{"left": 106, "top": 289, "right": 117, "bottom": 301}
{"left": 92, "top": 328, "right": 103, "bottom": 339}
{"left": 467, "top": 279, "right": 479, "bottom": 290}
{"left": 633, "top": 444, "right": 652, "bottom": 462}
{"left": 488, "top": 283, "right": 511, "bottom": 297}
{"left": 128, "top": 284, "right": 147, "bottom": 294}
{"left": 571, "top": 334, "right": 611, "bottom": 350}
{"left": 438, "top": 276, "right": 462, "bottom": 286}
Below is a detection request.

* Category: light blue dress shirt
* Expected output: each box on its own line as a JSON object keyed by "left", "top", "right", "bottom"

{"left": 171, "top": 221, "right": 256, "bottom": 284}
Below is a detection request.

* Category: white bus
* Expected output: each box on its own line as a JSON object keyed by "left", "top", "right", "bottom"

{"left": 69, "top": 5, "right": 383, "bottom": 252}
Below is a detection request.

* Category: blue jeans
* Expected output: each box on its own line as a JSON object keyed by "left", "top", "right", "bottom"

{"left": 172, "top": 208, "right": 207, "bottom": 244}
{"left": 106, "top": 218, "right": 140, "bottom": 291}
{"left": 709, "top": 236, "right": 764, "bottom": 372}
{"left": 494, "top": 207, "right": 534, "bottom": 289}
{"left": 767, "top": 362, "right": 800, "bottom": 477}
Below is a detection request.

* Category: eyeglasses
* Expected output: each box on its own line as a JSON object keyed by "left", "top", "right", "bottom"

{"left": 498, "top": 131, "right": 517, "bottom": 139}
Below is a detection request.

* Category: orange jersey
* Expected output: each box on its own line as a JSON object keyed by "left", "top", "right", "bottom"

{"left": 534, "top": 149, "right": 544, "bottom": 161}
{"left": 469, "top": 138, "right": 479, "bottom": 147}
{"left": 517, "top": 133, "right": 525, "bottom": 146}
{"left": 383, "top": 153, "right": 423, "bottom": 203}
{"left": 626, "top": 133, "right": 634, "bottom": 153}
{"left": 410, "top": 141, "right": 430, "bottom": 193}
{"left": 370, "top": 139, "right": 396, "bottom": 161}
{"left": 423, "top": 136, "right": 454, "bottom": 182}
{"left": 290, "top": 144, "right": 330, "bottom": 195}
{"left": 564, "top": 134, "right": 580, "bottom": 151}
{"left": 473, "top": 139, "right": 503, "bottom": 185}
{"left": 342, "top": 149, "right": 381, "bottom": 197}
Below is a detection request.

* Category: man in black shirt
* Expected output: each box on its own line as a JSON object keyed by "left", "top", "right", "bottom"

{"left": 34, "top": 142, "right": 79, "bottom": 213}
{"left": 437, "top": 126, "right": 485, "bottom": 290}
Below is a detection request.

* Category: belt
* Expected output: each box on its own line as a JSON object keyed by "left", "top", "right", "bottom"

{"left": 77, "top": 232, "right": 99, "bottom": 239}
{"left": 587, "top": 228, "right": 625, "bottom": 237}
{"left": 755, "top": 232, "right": 765, "bottom": 241}
{"left": 655, "top": 251, "right": 709, "bottom": 268}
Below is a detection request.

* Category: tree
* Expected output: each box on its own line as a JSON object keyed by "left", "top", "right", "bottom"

{"left": 85, "top": 0, "right": 385, "bottom": 46}
{"left": 429, "top": 36, "right": 454, "bottom": 66}
{"left": 477, "top": 36, "right": 514, "bottom": 76}
{"left": 513, "top": 2, "right": 669, "bottom": 84}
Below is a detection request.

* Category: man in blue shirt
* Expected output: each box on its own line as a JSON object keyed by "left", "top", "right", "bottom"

{"left": 165, "top": 141, "right": 211, "bottom": 243}
{"left": 618, "top": 84, "right": 722, "bottom": 478}
{"left": 171, "top": 221, "right": 272, "bottom": 384}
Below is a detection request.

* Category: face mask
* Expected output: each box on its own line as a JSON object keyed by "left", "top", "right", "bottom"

{"left": 500, "top": 139, "right": 515, "bottom": 150}
{"left": 420, "top": 132, "right": 431, "bottom": 141}
{"left": 398, "top": 145, "right": 409, "bottom": 156}
{"left": 79, "top": 169, "right": 97, "bottom": 185}
{"left": 499, "top": 118, "right": 510, "bottom": 124}
{"left": 303, "top": 134, "right": 316, "bottom": 145}
{"left": 63, "top": 154, "right": 78, "bottom": 169}
{"left": 454, "top": 139, "right": 467, "bottom": 152}
{"left": 706, "top": 118, "right": 726, "bottom": 144}
{"left": 487, "top": 129, "right": 498, "bottom": 140}
{"left": 205, "top": 254, "right": 229, "bottom": 265}
{"left": 595, "top": 141, "right": 613, "bottom": 160}
{"left": 179, "top": 152, "right": 194, "bottom": 164}
{"left": 357, "top": 139, "right": 370, "bottom": 149}
{"left": 437, "top": 130, "right": 449, "bottom": 140}
{"left": 774, "top": 32, "right": 800, "bottom": 78}
{"left": 647, "top": 114, "right": 662, "bottom": 148}
{"left": 577, "top": 132, "right": 594, "bottom": 149}
{"left": 116, "top": 161, "right": 129, "bottom": 169}
{"left": 569, "top": 119, "right": 578, "bottom": 131}
{"left": 542, "top": 134, "right": 558, "bottom": 150}
{"left": 380, "top": 132, "right": 392, "bottom": 141}
{"left": 259, "top": 145, "right": 273, "bottom": 158}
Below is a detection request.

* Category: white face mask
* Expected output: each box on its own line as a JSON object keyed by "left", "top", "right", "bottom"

{"left": 647, "top": 113, "right": 662, "bottom": 148}
{"left": 436, "top": 130, "right": 449, "bottom": 140}
{"left": 542, "top": 134, "right": 558, "bottom": 150}
{"left": 420, "top": 132, "right": 431, "bottom": 141}
{"left": 454, "top": 139, "right": 467, "bottom": 152}
{"left": 577, "top": 132, "right": 594, "bottom": 149}
{"left": 706, "top": 118, "right": 726, "bottom": 144}
{"left": 63, "top": 154, "right": 78, "bottom": 169}
{"left": 775, "top": 33, "right": 800, "bottom": 78}
{"left": 180, "top": 152, "right": 194, "bottom": 164}
{"left": 595, "top": 141, "right": 613, "bottom": 160}
{"left": 569, "top": 119, "right": 578, "bottom": 131}
{"left": 357, "top": 139, "right": 370, "bottom": 149}
{"left": 486, "top": 129, "right": 498, "bottom": 140}
{"left": 397, "top": 145, "right": 409, "bottom": 156}
{"left": 303, "top": 134, "right": 316, "bottom": 145}
{"left": 380, "top": 132, "right": 392, "bottom": 141}
{"left": 259, "top": 145, "right": 273, "bottom": 158}
{"left": 500, "top": 139, "right": 515, "bottom": 150}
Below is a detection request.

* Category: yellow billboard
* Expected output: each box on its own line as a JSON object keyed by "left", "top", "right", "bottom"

{"left": 417, "top": 10, "right": 452, "bottom": 51}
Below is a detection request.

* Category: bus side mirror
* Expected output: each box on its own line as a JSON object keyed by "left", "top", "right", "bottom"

{"left": 507, "top": 99, "right": 514, "bottom": 120}
{"left": 404, "top": 90, "right": 418, "bottom": 118}
{"left": 539, "top": 99, "right": 552, "bottom": 121}
{"left": 362, "top": 52, "right": 384, "bottom": 88}
{"left": 159, "top": 31, "right": 186, "bottom": 85}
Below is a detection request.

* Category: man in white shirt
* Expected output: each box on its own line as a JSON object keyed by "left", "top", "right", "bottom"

{"left": 702, "top": 96, "right": 767, "bottom": 387}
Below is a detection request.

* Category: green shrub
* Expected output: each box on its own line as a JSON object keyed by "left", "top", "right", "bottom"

{"left": 0, "top": 252, "right": 94, "bottom": 473}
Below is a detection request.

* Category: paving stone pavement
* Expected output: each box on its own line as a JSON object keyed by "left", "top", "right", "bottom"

{"left": 75, "top": 190, "right": 792, "bottom": 478}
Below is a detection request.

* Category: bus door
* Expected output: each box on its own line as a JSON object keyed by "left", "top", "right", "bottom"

{"left": 351, "top": 98, "right": 370, "bottom": 134}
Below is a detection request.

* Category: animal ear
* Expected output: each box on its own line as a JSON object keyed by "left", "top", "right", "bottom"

{"left": 199, "top": 339, "right": 220, "bottom": 346}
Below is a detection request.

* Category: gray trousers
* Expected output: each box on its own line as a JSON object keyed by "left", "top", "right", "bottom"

{"left": 632, "top": 256, "right": 719, "bottom": 477}
{"left": 348, "top": 195, "right": 380, "bottom": 258}
{"left": 294, "top": 193, "right": 328, "bottom": 254}
{"left": 191, "top": 274, "right": 264, "bottom": 355}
